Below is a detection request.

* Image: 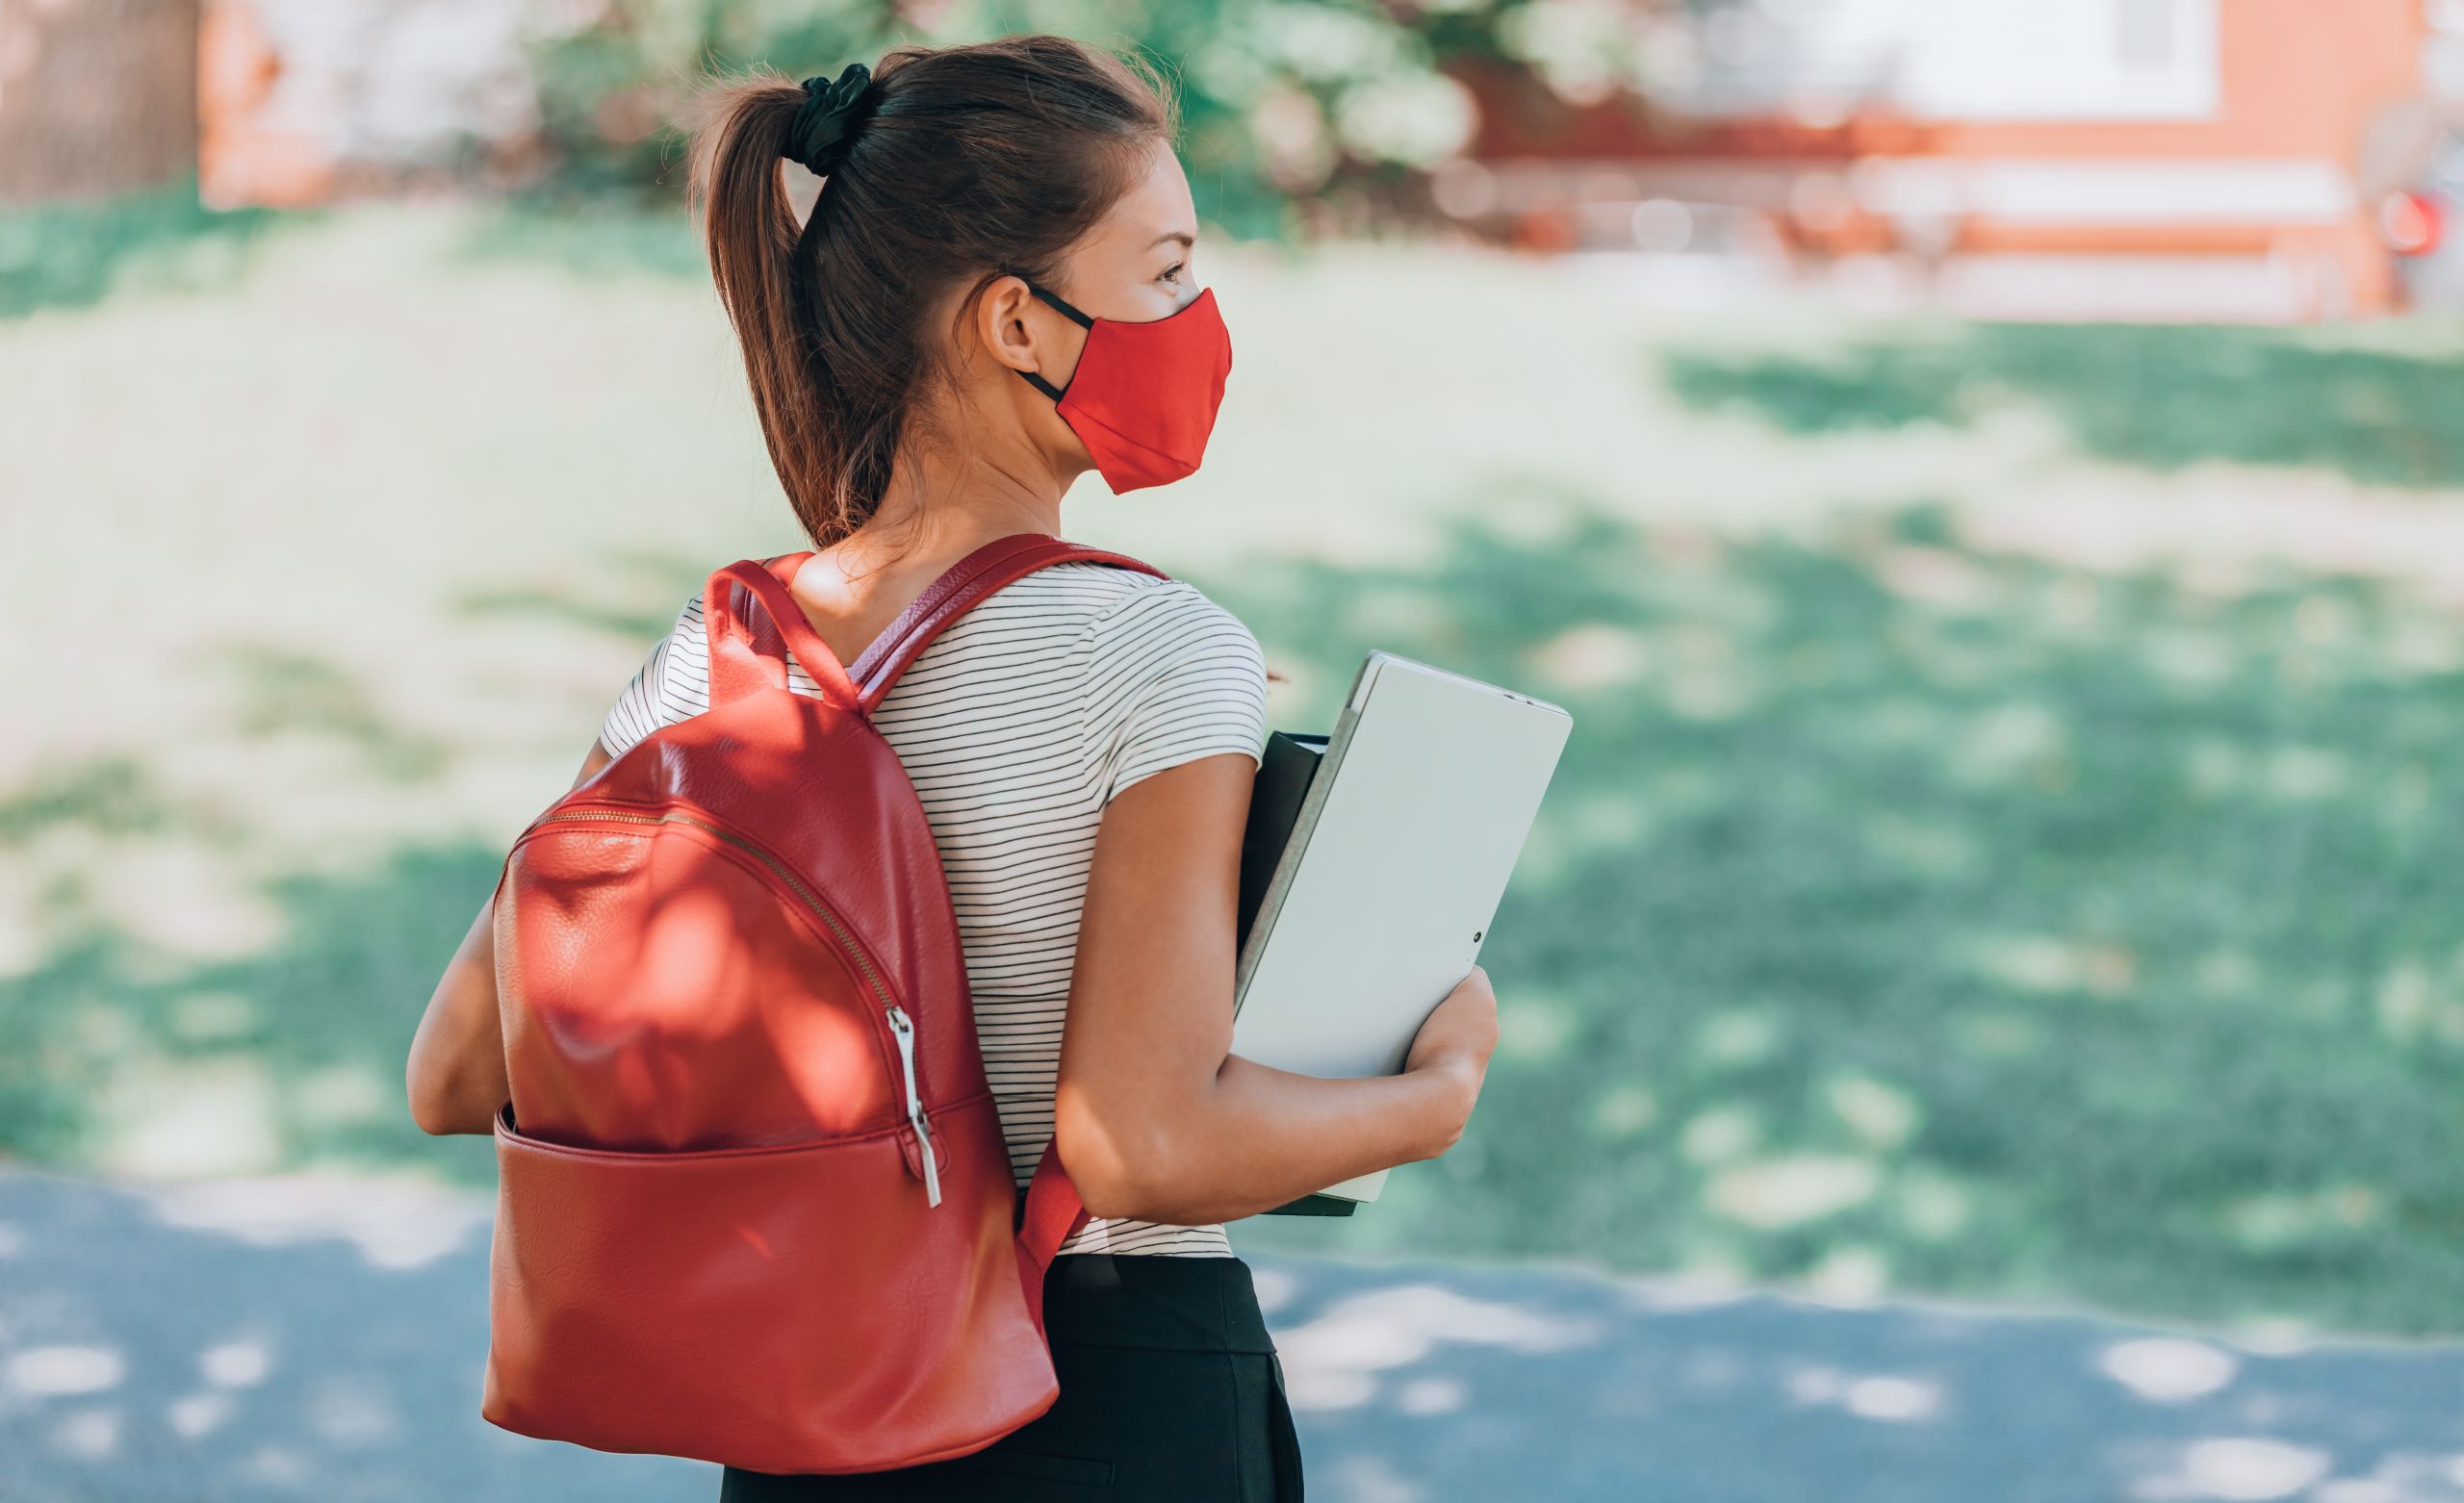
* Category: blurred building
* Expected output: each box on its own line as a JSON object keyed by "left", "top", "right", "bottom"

{"left": 1443, "top": 0, "right": 2454, "bottom": 320}
{"left": 197, "top": 0, "right": 543, "bottom": 208}
{"left": 11, "top": 0, "right": 2460, "bottom": 320}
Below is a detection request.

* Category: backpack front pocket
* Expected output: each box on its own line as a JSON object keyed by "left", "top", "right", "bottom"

{"left": 481, "top": 1096, "right": 1053, "bottom": 1475}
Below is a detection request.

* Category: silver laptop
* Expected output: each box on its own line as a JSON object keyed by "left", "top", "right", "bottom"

{"left": 1231, "top": 650, "right": 1573, "bottom": 1202}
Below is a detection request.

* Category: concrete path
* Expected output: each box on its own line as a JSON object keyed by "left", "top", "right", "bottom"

{"left": 3, "top": 1167, "right": 2459, "bottom": 1502}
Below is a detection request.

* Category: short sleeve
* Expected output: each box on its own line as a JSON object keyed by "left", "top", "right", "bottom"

{"left": 596, "top": 594, "right": 699, "bottom": 758}
{"left": 1082, "top": 580, "right": 1269, "bottom": 804}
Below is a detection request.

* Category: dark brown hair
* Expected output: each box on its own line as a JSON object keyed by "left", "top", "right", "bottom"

{"left": 688, "top": 36, "right": 1178, "bottom": 548}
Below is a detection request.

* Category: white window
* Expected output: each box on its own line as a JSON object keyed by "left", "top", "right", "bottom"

{"left": 1685, "top": 0, "right": 2222, "bottom": 122}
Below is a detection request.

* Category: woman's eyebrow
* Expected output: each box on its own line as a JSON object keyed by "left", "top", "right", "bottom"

{"left": 1147, "top": 231, "right": 1195, "bottom": 251}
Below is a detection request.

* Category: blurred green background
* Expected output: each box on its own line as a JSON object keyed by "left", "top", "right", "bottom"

{"left": 5, "top": 0, "right": 2462, "bottom": 1360}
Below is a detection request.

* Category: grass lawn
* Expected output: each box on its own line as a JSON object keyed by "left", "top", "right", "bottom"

{"left": 4, "top": 202, "right": 2461, "bottom": 1339}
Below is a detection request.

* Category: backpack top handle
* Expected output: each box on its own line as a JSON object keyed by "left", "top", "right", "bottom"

{"left": 701, "top": 554, "right": 863, "bottom": 712}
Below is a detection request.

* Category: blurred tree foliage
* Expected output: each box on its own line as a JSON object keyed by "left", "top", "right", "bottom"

{"left": 0, "top": 182, "right": 276, "bottom": 319}
{"left": 523, "top": 0, "right": 1693, "bottom": 238}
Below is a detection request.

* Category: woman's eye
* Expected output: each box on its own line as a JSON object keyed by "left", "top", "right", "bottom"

{"left": 1158, "top": 262, "right": 1185, "bottom": 287}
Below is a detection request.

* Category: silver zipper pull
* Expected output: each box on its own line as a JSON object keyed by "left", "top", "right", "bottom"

{"left": 885, "top": 1005, "right": 941, "bottom": 1208}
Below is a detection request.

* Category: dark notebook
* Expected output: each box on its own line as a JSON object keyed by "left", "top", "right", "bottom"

{"left": 1234, "top": 732, "right": 1355, "bottom": 1218}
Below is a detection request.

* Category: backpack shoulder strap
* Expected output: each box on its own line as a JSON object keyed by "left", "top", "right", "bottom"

{"left": 851, "top": 532, "right": 1167, "bottom": 714}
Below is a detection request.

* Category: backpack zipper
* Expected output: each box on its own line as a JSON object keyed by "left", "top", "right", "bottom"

{"left": 527, "top": 805, "right": 942, "bottom": 1207}
{"left": 883, "top": 1004, "right": 940, "bottom": 1208}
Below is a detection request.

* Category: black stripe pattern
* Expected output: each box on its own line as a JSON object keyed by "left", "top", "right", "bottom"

{"left": 598, "top": 562, "right": 1268, "bottom": 1256}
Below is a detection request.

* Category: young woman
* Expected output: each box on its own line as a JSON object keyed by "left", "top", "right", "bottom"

{"left": 406, "top": 34, "right": 1499, "bottom": 1502}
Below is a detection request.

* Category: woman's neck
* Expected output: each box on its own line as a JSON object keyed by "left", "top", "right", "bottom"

{"left": 786, "top": 444, "right": 1076, "bottom": 666}
{"left": 844, "top": 441, "right": 1068, "bottom": 574}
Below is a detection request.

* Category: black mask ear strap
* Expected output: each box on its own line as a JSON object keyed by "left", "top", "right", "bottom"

{"left": 1023, "top": 280, "right": 1096, "bottom": 330}
{"left": 1002, "top": 267, "right": 1094, "bottom": 401}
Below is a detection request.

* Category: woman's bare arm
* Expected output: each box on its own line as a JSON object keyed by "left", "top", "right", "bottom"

{"left": 405, "top": 739, "right": 613, "bottom": 1134}
{"left": 1052, "top": 752, "right": 1499, "bottom": 1225}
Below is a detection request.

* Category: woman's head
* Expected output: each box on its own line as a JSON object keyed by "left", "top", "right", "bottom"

{"left": 689, "top": 35, "right": 1201, "bottom": 548}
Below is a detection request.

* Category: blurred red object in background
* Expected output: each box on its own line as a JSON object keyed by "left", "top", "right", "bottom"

{"left": 2381, "top": 189, "right": 2444, "bottom": 254}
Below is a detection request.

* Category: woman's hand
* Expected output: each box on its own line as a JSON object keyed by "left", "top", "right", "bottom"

{"left": 1400, "top": 964, "right": 1498, "bottom": 1157}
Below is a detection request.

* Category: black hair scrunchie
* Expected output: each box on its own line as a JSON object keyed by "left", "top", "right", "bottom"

{"left": 784, "top": 63, "right": 878, "bottom": 178}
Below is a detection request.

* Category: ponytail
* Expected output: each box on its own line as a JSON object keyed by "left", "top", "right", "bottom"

{"left": 688, "top": 77, "right": 858, "bottom": 542}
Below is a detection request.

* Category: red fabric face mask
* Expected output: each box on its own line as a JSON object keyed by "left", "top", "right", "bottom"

{"left": 1013, "top": 278, "right": 1233, "bottom": 494}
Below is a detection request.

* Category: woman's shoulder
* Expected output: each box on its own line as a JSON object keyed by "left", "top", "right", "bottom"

{"left": 983, "top": 560, "right": 1255, "bottom": 653}
{"left": 999, "top": 557, "right": 1198, "bottom": 611}
{"left": 1059, "top": 565, "right": 1257, "bottom": 662}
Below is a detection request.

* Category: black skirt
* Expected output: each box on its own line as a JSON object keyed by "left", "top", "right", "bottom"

{"left": 717, "top": 1253, "right": 1304, "bottom": 1502}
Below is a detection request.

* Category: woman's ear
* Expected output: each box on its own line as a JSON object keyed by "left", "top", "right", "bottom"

{"left": 977, "top": 274, "right": 1044, "bottom": 379}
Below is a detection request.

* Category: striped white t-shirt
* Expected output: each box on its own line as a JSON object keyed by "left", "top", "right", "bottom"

{"left": 596, "top": 559, "right": 1268, "bottom": 1257}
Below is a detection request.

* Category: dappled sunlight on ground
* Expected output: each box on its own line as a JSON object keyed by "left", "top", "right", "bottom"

{"left": 141, "top": 1174, "right": 491, "bottom": 1272}
{"left": 1271, "top": 1283, "right": 1600, "bottom": 1411}
{"left": 1661, "top": 321, "right": 2464, "bottom": 489}
{"left": 1224, "top": 498, "right": 2464, "bottom": 1337}
{"left": 0, "top": 1168, "right": 706, "bottom": 1501}
{"left": 6, "top": 1167, "right": 2462, "bottom": 1503}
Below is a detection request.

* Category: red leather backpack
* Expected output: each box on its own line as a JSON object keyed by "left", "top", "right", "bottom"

{"left": 481, "top": 534, "right": 1166, "bottom": 1474}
